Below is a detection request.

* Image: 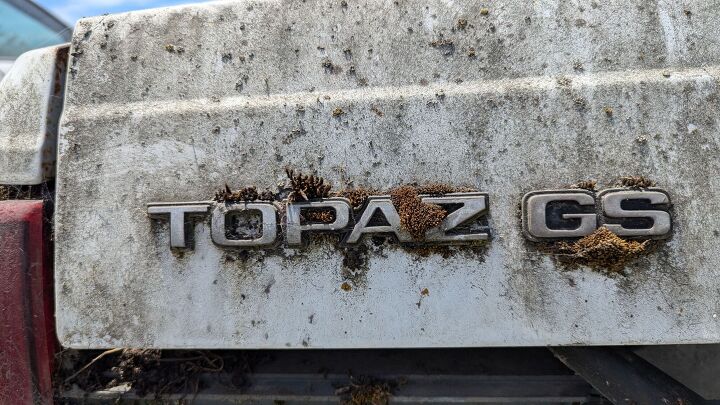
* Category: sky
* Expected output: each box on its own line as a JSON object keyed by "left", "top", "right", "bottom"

{"left": 35, "top": 0, "right": 208, "bottom": 26}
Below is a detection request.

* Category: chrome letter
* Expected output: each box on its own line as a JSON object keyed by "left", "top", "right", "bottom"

{"left": 147, "top": 202, "right": 210, "bottom": 248}
{"left": 286, "top": 198, "right": 351, "bottom": 246}
{"left": 522, "top": 190, "right": 596, "bottom": 240}
{"left": 344, "top": 197, "right": 412, "bottom": 244}
{"left": 600, "top": 189, "right": 671, "bottom": 238}
{"left": 211, "top": 202, "right": 278, "bottom": 247}
{"left": 423, "top": 193, "right": 490, "bottom": 242}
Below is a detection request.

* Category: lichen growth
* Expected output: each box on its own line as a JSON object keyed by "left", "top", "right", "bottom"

{"left": 555, "top": 227, "right": 649, "bottom": 273}
{"left": 164, "top": 44, "right": 185, "bottom": 53}
{"left": 304, "top": 208, "right": 336, "bottom": 223}
{"left": 334, "top": 187, "right": 377, "bottom": 210}
{"left": 571, "top": 180, "right": 597, "bottom": 191}
{"left": 286, "top": 168, "right": 332, "bottom": 202}
{"left": 415, "top": 183, "right": 473, "bottom": 195}
{"left": 618, "top": 176, "right": 656, "bottom": 189}
{"left": 258, "top": 189, "right": 276, "bottom": 201}
{"left": 556, "top": 77, "right": 572, "bottom": 86}
{"left": 214, "top": 185, "right": 259, "bottom": 202}
{"left": 390, "top": 186, "right": 447, "bottom": 240}
{"left": 429, "top": 38, "right": 455, "bottom": 56}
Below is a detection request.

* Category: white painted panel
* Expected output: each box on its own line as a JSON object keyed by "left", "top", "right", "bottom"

{"left": 55, "top": 0, "right": 720, "bottom": 348}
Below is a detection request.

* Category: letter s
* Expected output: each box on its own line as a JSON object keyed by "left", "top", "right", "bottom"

{"left": 600, "top": 189, "right": 671, "bottom": 238}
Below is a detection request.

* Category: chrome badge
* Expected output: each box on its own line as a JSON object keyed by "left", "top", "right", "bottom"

{"left": 521, "top": 188, "right": 672, "bottom": 241}
{"left": 148, "top": 192, "right": 490, "bottom": 249}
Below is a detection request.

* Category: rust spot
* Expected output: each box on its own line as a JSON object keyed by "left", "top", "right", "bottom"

{"left": 421, "top": 288, "right": 430, "bottom": 296}
{"left": 456, "top": 18, "right": 468, "bottom": 29}
{"left": 332, "top": 107, "right": 345, "bottom": 117}
{"left": 340, "top": 282, "right": 352, "bottom": 292}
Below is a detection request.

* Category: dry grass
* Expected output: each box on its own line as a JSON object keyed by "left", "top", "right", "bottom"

{"left": 336, "top": 376, "right": 401, "bottom": 405}
{"left": 304, "top": 208, "right": 336, "bottom": 223}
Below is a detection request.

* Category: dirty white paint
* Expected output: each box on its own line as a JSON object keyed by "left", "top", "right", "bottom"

{"left": 54, "top": 0, "right": 720, "bottom": 348}
{"left": 0, "top": 60, "right": 14, "bottom": 81}
{"left": 0, "top": 45, "right": 67, "bottom": 184}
